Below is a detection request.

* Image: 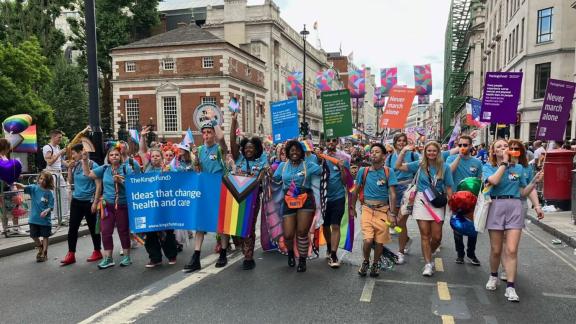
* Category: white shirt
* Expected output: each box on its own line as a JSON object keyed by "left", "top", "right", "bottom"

{"left": 43, "top": 144, "right": 62, "bottom": 172}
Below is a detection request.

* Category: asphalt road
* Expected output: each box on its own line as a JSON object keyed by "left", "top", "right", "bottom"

{"left": 1, "top": 216, "right": 576, "bottom": 324}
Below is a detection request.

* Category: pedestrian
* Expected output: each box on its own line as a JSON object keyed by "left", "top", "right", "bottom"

{"left": 87, "top": 143, "right": 135, "bottom": 269}
{"left": 13, "top": 172, "right": 55, "bottom": 262}
{"left": 60, "top": 144, "right": 102, "bottom": 266}
{"left": 320, "top": 137, "right": 351, "bottom": 268}
{"left": 230, "top": 112, "right": 267, "bottom": 270}
{"left": 476, "top": 143, "right": 488, "bottom": 164}
{"left": 42, "top": 130, "right": 69, "bottom": 223}
{"left": 272, "top": 140, "right": 322, "bottom": 272}
{"left": 483, "top": 139, "right": 542, "bottom": 302}
{"left": 395, "top": 141, "right": 454, "bottom": 277}
{"left": 385, "top": 133, "right": 419, "bottom": 264}
{"left": 445, "top": 135, "right": 482, "bottom": 265}
{"left": 352, "top": 143, "right": 398, "bottom": 277}
{"left": 183, "top": 116, "right": 228, "bottom": 273}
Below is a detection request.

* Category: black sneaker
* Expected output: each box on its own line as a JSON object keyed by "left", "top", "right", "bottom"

{"left": 215, "top": 253, "right": 228, "bottom": 268}
{"left": 455, "top": 256, "right": 464, "bottom": 264}
{"left": 358, "top": 260, "right": 370, "bottom": 277}
{"left": 296, "top": 257, "right": 307, "bottom": 272}
{"left": 182, "top": 254, "right": 201, "bottom": 273}
{"left": 287, "top": 250, "right": 296, "bottom": 267}
{"left": 369, "top": 262, "right": 381, "bottom": 277}
{"left": 242, "top": 259, "right": 256, "bottom": 270}
{"left": 467, "top": 255, "right": 481, "bottom": 266}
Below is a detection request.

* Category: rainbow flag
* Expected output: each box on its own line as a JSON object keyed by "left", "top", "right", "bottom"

{"left": 300, "top": 139, "right": 314, "bottom": 152}
{"left": 316, "top": 194, "right": 354, "bottom": 252}
{"left": 217, "top": 175, "right": 260, "bottom": 238}
{"left": 128, "top": 129, "right": 140, "bottom": 145}
{"left": 12, "top": 125, "right": 37, "bottom": 153}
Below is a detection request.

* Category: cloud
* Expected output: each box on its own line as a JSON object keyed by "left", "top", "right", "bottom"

{"left": 248, "top": 0, "right": 451, "bottom": 102}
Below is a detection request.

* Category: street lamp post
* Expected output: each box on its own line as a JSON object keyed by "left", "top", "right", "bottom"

{"left": 117, "top": 113, "right": 128, "bottom": 141}
{"left": 146, "top": 117, "right": 157, "bottom": 147}
{"left": 300, "top": 25, "right": 310, "bottom": 138}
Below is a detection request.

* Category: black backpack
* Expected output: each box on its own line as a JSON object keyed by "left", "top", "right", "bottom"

{"left": 36, "top": 144, "right": 53, "bottom": 172}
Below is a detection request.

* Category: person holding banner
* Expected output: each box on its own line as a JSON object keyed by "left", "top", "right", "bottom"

{"left": 272, "top": 140, "right": 322, "bottom": 272}
{"left": 183, "top": 116, "right": 228, "bottom": 273}
{"left": 385, "top": 133, "right": 419, "bottom": 265}
{"left": 87, "top": 143, "right": 135, "bottom": 269}
{"left": 395, "top": 141, "right": 454, "bottom": 277}
{"left": 60, "top": 144, "right": 102, "bottom": 266}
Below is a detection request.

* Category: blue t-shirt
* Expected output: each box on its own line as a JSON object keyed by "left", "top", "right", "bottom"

{"left": 24, "top": 184, "right": 54, "bottom": 226}
{"left": 385, "top": 151, "right": 420, "bottom": 181}
{"left": 407, "top": 161, "right": 454, "bottom": 193}
{"left": 446, "top": 155, "right": 482, "bottom": 190}
{"left": 92, "top": 164, "right": 134, "bottom": 205}
{"left": 356, "top": 167, "right": 398, "bottom": 202}
{"left": 305, "top": 154, "right": 319, "bottom": 164}
{"left": 124, "top": 158, "right": 141, "bottom": 174}
{"left": 482, "top": 164, "right": 527, "bottom": 198}
{"left": 273, "top": 160, "right": 322, "bottom": 191}
{"left": 199, "top": 144, "right": 224, "bottom": 174}
{"left": 325, "top": 158, "right": 351, "bottom": 202}
{"left": 441, "top": 150, "right": 452, "bottom": 161}
{"left": 72, "top": 160, "right": 99, "bottom": 201}
{"left": 234, "top": 154, "right": 268, "bottom": 176}
{"left": 476, "top": 149, "right": 488, "bottom": 164}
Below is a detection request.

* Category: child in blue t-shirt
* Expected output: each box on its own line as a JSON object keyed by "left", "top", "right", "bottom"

{"left": 14, "top": 171, "right": 55, "bottom": 262}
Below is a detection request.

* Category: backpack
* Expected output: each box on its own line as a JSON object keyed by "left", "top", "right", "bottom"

{"left": 36, "top": 144, "right": 53, "bottom": 172}
{"left": 357, "top": 166, "right": 390, "bottom": 204}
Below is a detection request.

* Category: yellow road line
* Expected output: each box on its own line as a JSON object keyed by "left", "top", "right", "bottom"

{"left": 435, "top": 257, "right": 444, "bottom": 272}
{"left": 442, "top": 315, "right": 455, "bottom": 324}
{"left": 437, "top": 281, "right": 451, "bottom": 301}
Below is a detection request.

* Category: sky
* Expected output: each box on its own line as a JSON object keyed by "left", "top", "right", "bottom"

{"left": 248, "top": 0, "right": 452, "bottom": 102}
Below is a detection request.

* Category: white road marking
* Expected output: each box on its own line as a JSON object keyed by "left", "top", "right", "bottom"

{"left": 542, "top": 292, "right": 576, "bottom": 299}
{"left": 360, "top": 278, "right": 376, "bottom": 302}
{"left": 524, "top": 229, "right": 576, "bottom": 273}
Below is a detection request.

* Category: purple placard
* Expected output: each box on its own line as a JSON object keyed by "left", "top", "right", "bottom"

{"left": 480, "top": 72, "right": 523, "bottom": 123}
{"left": 535, "top": 79, "right": 576, "bottom": 141}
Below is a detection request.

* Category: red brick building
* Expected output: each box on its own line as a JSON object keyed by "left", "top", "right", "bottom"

{"left": 110, "top": 24, "right": 267, "bottom": 143}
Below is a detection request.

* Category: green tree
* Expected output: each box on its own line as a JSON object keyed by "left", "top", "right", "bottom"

{"left": 42, "top": 56, "right": 88, "bottom": 138}
{"left": 67, "top": 0, "right": 160, "bottom": 137}
{"left": 0, "top": 39, "right": 55, "bottom": 140}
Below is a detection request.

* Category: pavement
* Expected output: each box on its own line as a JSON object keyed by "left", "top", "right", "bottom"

{"left": 1, "top": 213, "right": 576, "bottom": 323}
{"left": 526, "top": 208, "right": 576, "bottom": 249}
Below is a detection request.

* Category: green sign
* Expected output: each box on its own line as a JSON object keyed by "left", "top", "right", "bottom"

{"left": 321, "top": 89, "right": 353, "bottom": 138}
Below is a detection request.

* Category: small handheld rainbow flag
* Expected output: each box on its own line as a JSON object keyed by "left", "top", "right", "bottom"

{"left": 300, "top": 139, "right": 314, "bottom": 152}
{"left": 128, "top": 129, "right": 140, "bottom": 145}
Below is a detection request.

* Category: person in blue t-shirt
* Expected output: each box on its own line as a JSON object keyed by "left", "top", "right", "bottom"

{"left": 446, "top": 135, "right": 482, "bottom": 266}
{"left": 320, "top": 138, "right": 351, "bottom": 269}
{"left": 229, "top": 112, "right": 268, "bottom": 270}
{"left": 396, "top": 141, "right": 454, "bottom": 277}
{"left": 14, "top": 172, "right": 55, "bottom": 262}
{"left": 184, "top": 113, "right": 229, "bottom": 273}
{"left": 272, "top": 140, "right": 322, "bottom": 273}
{"left": 61, "top": 144, "right": 102, "bottom": 266}
{"left": 482, "top": 139, "right": 542, "bottom": 302}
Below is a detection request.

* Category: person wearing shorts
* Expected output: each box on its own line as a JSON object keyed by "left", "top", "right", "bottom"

{"left": 273, "top": 140, "right": 321, "bottom": 272}
{"left": 352, "top": 143, "right": 398, "bottom": 278}
{"left": 483, "top": 139, "right": 542, "bottom": 302}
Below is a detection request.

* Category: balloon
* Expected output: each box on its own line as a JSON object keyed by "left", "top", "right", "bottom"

{"left": 450, "top": 214, "right": 477, "bottom": 237}
{"left": 2, "top": 114, "right": 32, "bottom": 134}
{"left": 364, "top": 145, "right": 370, "bottom": 152}
{"left": 449, "top": 191, "right": 477, "bottom": 214}
{"left": 457, "top": 177, "right": 482, "bottom": 196}
{"left": 0, "top": 159, "right": 22, "bottom": 184}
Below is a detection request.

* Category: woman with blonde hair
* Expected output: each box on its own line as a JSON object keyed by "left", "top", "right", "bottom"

{"left": 395, "top": 141, "right": 454, "bottom": 277}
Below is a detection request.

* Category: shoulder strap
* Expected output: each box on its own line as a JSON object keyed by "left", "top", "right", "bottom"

{"left": 386, "top": 154, "right": 392, "bottom": 167}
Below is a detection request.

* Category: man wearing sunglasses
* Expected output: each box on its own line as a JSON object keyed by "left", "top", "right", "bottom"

{"left": 446, "top": 135, "right": 482, "bottom": 266}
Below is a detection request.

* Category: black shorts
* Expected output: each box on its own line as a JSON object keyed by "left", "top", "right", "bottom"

{"left": 324, "top": 198, "right": 346, "bottom": 226}
{"left": 282, "top": 190, "right": 315, "bottom": 216}
{"left": 29, "top": 224, "right": 52, "bottom": 238}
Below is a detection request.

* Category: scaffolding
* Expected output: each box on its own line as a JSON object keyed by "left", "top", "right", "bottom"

{"left": 442, "top": 0, "right": 474, "bottom": 140}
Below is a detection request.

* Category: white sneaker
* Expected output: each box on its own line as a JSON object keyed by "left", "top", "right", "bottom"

{"left": 486, "top": 275, "right": 499, "bottom": 291}
{"left": 505, "top": 287, "right": 520, "bottom": 302}
{"left": 396, "top": 252, "right": 406, "bottom": 265}
{"left": 422, "top": 263, "right": 434, "bottom": 277}
{"left": 500, "top": 271, "right": 508, "bottom": 281}
{"left": 403, "top": 238, "right": 413, "bottom": 255}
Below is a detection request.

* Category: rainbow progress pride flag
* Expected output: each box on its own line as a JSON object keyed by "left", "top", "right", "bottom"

{"left": 217, "top": 174, "right": 260, "bottom": 238}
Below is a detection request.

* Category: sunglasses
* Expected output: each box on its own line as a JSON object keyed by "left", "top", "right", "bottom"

{"left": 458, "top": 143, "right": 469, "bottom": 147}
{"left": 509, "top": 147, "right": 521, "bottom": 151}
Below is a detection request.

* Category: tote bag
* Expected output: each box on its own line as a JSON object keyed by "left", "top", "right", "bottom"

{"left": 473, "top": 183, "right": 491, "bottom": 233}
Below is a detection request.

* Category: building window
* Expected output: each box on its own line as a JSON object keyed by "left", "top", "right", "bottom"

{"left": 537, "top": 8, "right": 553, "bottom": 43}
{"left": 162, "top": 58, "right": 175, "bottom": 71}
{"left": 520, "top": 18, "right": 525, "bottom": 51}
{"left": 162, "top": 96, "right": 178, "bottom": 132}
{"left": 201, "top": 97, "right": 217, "bottom": 105}
{"left": 529, "top": 122, "right": 539, "bottom": 141}
{"left": 202, "top": 56, "right": 214, "bottom": 68}
{"left": 125, "top": 99, "right": 140, "bottom": 130}
{"left": 534, "top": 62, "right": 551, "bottom": 99}
{"left": 125, "top": 61, "right": 136, "bottom": 72}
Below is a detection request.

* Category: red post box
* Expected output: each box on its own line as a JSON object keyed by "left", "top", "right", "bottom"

{"left": 543, "top": 149, "right": 576, "bottom": 210}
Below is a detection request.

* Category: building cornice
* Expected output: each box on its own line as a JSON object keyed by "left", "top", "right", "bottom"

{"left": 112, "top": 74, "right": 267, "bottom": 92}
